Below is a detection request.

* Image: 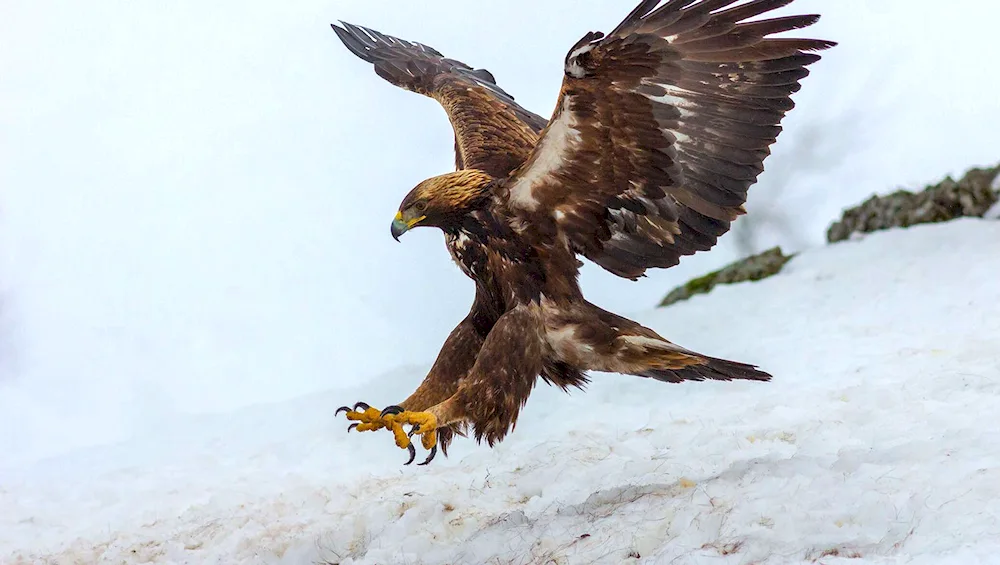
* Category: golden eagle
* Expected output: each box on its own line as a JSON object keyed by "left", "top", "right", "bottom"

{"left": 333, "top": 0, "right": 833, "bottom": 465}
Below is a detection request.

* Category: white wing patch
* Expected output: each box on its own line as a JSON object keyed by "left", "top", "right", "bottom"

{"left": 544, "top": 323, "right": 596, "bottom": 365}
{"left": 642, "top": 83, "right": 703, "bottom": 146}
{"left": 646, "top": 84, "right": 696, "bottom": 119}
{"left": 506, "top": 97, "right": 581, "bottom": 213}
{"left": 540, "top": 295, "right": 596, "bottom": 365}
{"left": 565, "top": 43, "right": 595, "bottom": 79}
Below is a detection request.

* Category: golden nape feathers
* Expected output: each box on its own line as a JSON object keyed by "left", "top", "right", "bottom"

{"left": 408, "top": 170, "right": 496, "bottom": 210}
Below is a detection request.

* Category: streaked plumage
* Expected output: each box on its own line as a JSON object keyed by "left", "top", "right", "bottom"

{"left": 333, "top": 0, "right": 833, "bottom": 465}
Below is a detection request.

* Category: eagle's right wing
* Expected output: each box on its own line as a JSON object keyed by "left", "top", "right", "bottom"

{"left": 332, "top": 22, "right": 547, "bottom": 178}
{"left": 500, "top": 0, "right": 834, "bottom": 279}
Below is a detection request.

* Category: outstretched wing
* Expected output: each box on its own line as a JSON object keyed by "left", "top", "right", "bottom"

{"left": 332, "top": 22, "right": 547, "bottom": 178}
{"left": 500, "top": 0, "right": 835, "bottom": 279}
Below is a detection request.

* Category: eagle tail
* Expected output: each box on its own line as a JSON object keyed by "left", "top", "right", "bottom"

{"left": 637, "top": 355, "right": 772, "bottom": 383}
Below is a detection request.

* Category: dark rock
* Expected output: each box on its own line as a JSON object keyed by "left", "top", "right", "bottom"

{"left": 659, "top": 247, "right": 793, "bottom": 307}
{"left": 826, "top": 164, "right": 1000, "bottom": 243}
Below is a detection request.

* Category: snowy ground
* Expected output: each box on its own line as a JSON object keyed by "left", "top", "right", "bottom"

{"left": 2, "top": 219, "right": 999, "bottom": 565}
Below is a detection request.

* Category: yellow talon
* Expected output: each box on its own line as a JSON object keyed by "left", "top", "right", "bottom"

{"left": 336, "top": 403, "right": 402, "bottom": 437}
{"left": 386, "top": 411, "right": 438, "bottom": 451}
{"left": 389, "top": 420, "right": 411, "bottom": 449}
{"left": 343, "top": 406, "right": 387, "bottom": 431}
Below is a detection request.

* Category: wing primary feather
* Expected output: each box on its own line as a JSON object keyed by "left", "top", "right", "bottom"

{"left": 680, "top": 0, "right": 743, "bottom": 15}
{"left": 608, "top": 0, "right": 665, "bottom": 38}
{"left": 734, "top": 14, "right": 822, "bottom": 37}
{"left": 685, "top": 39, "right": 836, "bottom": 63}
{"left": 674, "top": 15, "right": 821, "bottom": 52}
{"left": 341, "top": 22, "right": 377, "bottom": 49}
{"left": 331, "top": 24, "right": 374, "bottom": 61}
{"left": 649, "top": 12, "right": 713, "bottom": 38}
{"left": 645, "top": 0, "right": 701, "bottom": 23}
{"left": 713, "top": 0, "right": 796, "bottom": 23}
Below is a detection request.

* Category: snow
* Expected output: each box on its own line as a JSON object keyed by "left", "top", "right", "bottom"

{"left": 3, "top": 219, "right": 999, "bottom": 565}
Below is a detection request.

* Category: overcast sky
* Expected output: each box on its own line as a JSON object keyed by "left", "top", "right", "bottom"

{"left": 2, "top": 1, "right": 999, "bottom": 461}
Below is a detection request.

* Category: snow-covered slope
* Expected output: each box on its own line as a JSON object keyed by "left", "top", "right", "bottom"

{"left": 3, "top": 219, "right": 999, "bottom": 565}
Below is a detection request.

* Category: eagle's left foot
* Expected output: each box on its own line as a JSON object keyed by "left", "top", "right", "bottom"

{"left": 381, "top": 406, "right": 439, "bottom": 466}
{"left": 336, "top": 402, "right": 420, "bottom": 463}
{"left": 335, "top": 402, "right": 390, "bottom": 432}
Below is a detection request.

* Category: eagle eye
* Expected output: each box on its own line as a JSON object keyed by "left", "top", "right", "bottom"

{"left": 414, "top": 200, "right": 428, "bottom": 213}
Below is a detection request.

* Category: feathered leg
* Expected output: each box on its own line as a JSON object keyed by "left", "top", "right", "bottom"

{"left": 380, "top": 305, "right": 545, "bottom": 465}
{"left": 337, "top": 290, "right": 500, "bottom": 460}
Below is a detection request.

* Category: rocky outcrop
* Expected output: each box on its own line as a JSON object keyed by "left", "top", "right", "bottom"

{"left": 658, "top": 247, "right": 793, "bottom": 307}
{"left": 659, "top": 162, "right": 999, "bottom": 308}
{"left": 826, "top": 164, "right": 1000, "bottom": 243}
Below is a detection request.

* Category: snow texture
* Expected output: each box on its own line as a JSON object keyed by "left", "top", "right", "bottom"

{"left": 2, "top": 219, "right": 999, "bottom": 565}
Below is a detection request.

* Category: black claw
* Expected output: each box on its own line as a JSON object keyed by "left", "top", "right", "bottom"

{"left": 403, "top": 443, "right": 416, "bottom": 465}
{"left": 407, "top": 423, "right": 422, "bottom": 438}
{"left": 347, "top": 423, "right": 358, "bottom": 432}
{"left": 336, "top": 401, "right": 370, "bottom": 417}
{"left": 381, "top": 405, "right": 405, "bottom": 417}
{"left": 417, "top": 445, "right": 437, "bottom": 466}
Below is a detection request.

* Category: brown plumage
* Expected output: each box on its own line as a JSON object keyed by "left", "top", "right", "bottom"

{"left": 332, "top": 22, "right": 544, "bottom": 176}
{"left": 333, "top": 0, "right": 834, "bottom": 465}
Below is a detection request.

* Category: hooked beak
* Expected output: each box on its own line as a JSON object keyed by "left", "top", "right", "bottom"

{"left": 390, "top": 211, "right": 424, "bottom": 242}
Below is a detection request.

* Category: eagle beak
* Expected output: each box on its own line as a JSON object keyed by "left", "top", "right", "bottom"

{"left": 390, "top": 211, "right": 425, "bottom": 241}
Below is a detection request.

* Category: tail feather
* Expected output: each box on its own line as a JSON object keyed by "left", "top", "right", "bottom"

{"left": 638, "top": 355, "right": 772, "bottom": 383}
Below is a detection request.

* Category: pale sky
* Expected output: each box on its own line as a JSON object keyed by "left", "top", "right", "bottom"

{"left": 2, "top": 1, "right": 999, "bottom": 461}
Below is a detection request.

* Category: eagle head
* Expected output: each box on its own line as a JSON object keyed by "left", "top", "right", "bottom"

{"left": 391, "top": 170, "right": 495, "bottom": 241}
